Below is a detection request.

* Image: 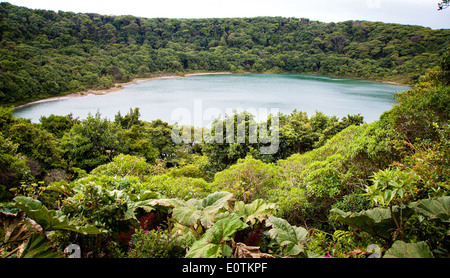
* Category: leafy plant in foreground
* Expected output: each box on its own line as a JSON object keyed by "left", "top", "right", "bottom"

{"left": 365, "top": 167, "right": 419, "bottom": 240}
{"left": 185, "top": 212, "right": 248, "bottom": 258}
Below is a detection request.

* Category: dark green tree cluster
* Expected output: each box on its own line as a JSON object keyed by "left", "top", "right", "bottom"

{"left": 1, "top": 2, "right": 449, "bottom": 105}
{"left": 0, "top": 106, "right": 176, "bottom": 200}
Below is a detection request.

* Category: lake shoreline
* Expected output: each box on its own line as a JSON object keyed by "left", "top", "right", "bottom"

{"left": 14, "top": 71, "right": 409, "bottom": 110}
{"left": 14, "top": 72, "right": 233, "bottom": 110}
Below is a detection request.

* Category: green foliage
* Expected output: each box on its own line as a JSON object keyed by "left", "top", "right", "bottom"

{"left": 13, "top": 196, "right": 105, "bottom": 234}
{"left": 330, "top": 206, "right": 415, "bottom": 242}
{"left": 185, "top": 213, "right": 248, "bottom": 258}
{"left": 383, "top": 241, "right": 433, "bottom": 258}
{"left": 234, "top": 199, "right": 277, "bottom": 226}
{"left": 0, "top": 132, "right": 31, "bottom": 200}
{"left": 127, "top": 228, "right": 186, "bottom": 258}
{"left": 266, "top": 215, "right": 309, "bottom": 256}
{"left": 411, "top": 196, "right": 450, "bottom": 222}
{"left": 60, "top": 182, "right": 157, "bottom": 233}
{"left": 90, "top": 154, "right": 153, "bottom": 180}
{"left": 365, "top": 167, "right": 420, "bottom": 207}
{"left": 211, "top": 155, "right": 280, "bottom": 202}
{"left": 7, "top": 121, "right": 63, "bottom": 170}
{"left": 200, "top": 111, "right": 274, "bottom": 173}
{"left": 39, "top": 114, "right": 79, "bottom": 139}
{"left": 142, "top": 174, "right": 210, "bottom": 200}
{"left": 61, "top": 112, "right": 125, "bottom": 170}
{"left": 0, "top": 3, "right": 449, "bottom": 258}
{"left": 169, "top": 191, "right": 234, "bottom": 234}
{"left": 17, "top": 233, "right": 63, "bottom": 258}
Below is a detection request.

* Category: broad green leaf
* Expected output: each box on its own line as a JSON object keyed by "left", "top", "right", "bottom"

{"left": 330, "top": 207, "right": 414, "bottom": 241}
{"left": 185, "top": 213, "right": 248, "bottom": 258}
{"left": 149, "top": 198, "right": 186, "bottom": 208}
{"left": 266, "top": 215, "right": 308, "bottom": 256}
{"left": 45, "top": 181, "right": 75, "bottom": 197}
{"left": 163, "top": 192, "right": 234, "bottom": 230}
{"left": 411, "top": 196, "right": 450, "bottom": 222}
{"left": 201, "top": 191, "right": 233, "bottom": 210}
{"left": 13, "top": 196, "right": 105, "bottom": 235}
{"left": 383, "top": 241, "right": 433, "bottom": 258}
{"left": 234, "top": 199, "right": 277, "bottom": 225}
{"left": 124, "top": 199, "right": 156, "bottom": 221}
{"left": 19, "top": 233, "right": 63, "bottom": 258}
{"left": 185, "top": 240, "right": 221, "bottom": 258}
{"left": 186, "top": 198, "right": 203, "bottom": 210}
{"left": 172, "top": 206, "right": 202, "bottom": 227}
{"left": 1, "top": 211, "right": 42, "bottom": 245}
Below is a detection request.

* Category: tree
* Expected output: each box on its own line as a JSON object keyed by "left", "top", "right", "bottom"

{"left": 39, "top": 114, "right": 80, "bottom": 139}
{"left": 61, "top": 112, "right": 125, "bottom": 170}
{"left": 0, "top": 133, "right": 31, "bottom": 201}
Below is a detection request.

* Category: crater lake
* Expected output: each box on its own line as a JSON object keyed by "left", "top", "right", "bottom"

{"left": 14, "top": 74, "right": 410, "bottom": 126}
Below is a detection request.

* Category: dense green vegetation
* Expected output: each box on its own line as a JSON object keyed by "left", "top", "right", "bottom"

{"left": 1, "top": 61, "right": 449, "bottom": 258}
{"left": 1, "top": 2, "right": 450, "bottom": 105}
{"left": 0, "top": 3, "right": 449, "bottom": 259}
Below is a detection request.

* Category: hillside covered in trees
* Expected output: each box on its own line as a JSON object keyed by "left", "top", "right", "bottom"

{"left": 1, "top": 2, "right": 449, "bottom": 105}
{"left": 0, "top": 2, "right": 449, "bottom": 260}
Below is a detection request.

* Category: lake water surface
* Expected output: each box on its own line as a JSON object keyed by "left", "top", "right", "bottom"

{"left": 14, "top": 74, "right": 410, "bottom": 126}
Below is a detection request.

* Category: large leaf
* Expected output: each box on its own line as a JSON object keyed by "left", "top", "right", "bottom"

{"left": 172, "top": 206, "right": 203, "bottom": 227}
{"left": 383, "top": 241, "right": 433, "bottom": 258}
{"left": 330, "top": 207, "right": 414, "bottom": 241}
{"left": 124, "top": 199, "right": 157, "bottom": 222}
{"left": 19, "top": 233, "right": 63, "bottom": 258}
{"left": 13, "top": 196, "right": 105, "bottom": 235}
{"left": 169, "top": 192, "right": 234, "bottom": 229}
{"left": 185, "top": 213, "right": 248, "bottom": 258}
{"left": 266, "top": 215, "right": 308, "bottom": 256}
{"left": 45, "top": 181, "right": 75, "bottom": 197}
{"left": 201, "top": 191, "right": 233, "bottom": 209}
{"left": 1, "top": 211, "right": 42, "bottom": 245}
{"left": 411, "top": 196, "right": 450, "bottom": 222}
{"left": 234, "top": 199, "right": 277, "bottom": 225}
{"left": 149, "top": 198, "right": 186, "bottom": 208}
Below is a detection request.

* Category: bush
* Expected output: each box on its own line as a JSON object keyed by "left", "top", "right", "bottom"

{"left": 141, "top": 174, "right": 210, "bottom": 200}
{"left": 127, "top": 228, "right": 186, "bottom": 258}
{"left": 60, "top": 112, "right": 125, "bottom": 171}
{"left": 211, "top": 155, "right": 280, "bottom": 203}
{"left": 90, "top": 154, "right": 152, "bottom": 180}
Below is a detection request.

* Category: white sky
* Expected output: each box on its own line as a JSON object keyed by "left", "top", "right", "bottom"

{"left": 3, "top": 0, "right": 449, "bottom": 29}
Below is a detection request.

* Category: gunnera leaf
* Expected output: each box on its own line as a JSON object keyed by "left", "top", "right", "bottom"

{"left": 266, "top": 215, "right": 308, "bottom": 256}
{"left": 329, "top": 206, "right": 414, "bottom": 241}
{"left": 411, "top": 196, "right": 450, "bottom": 222}
{"left": 185, "top": 213, "right": 247, "bottom": 258}
{"left": 383, "top": 241, "right": 433, "bottom": 258}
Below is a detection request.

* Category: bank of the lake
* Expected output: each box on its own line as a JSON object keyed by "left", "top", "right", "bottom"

{"left": 14, "top": 72, "right": 234, "bottom": 110}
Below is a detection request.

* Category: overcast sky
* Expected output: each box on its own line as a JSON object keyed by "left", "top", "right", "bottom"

{"left": 3, "top": 0, "right": 449, "bottom": 29}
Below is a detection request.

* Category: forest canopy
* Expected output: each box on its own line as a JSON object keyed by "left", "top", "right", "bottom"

{"left": 0, "top": 2, "right": 449, "bottom": 105}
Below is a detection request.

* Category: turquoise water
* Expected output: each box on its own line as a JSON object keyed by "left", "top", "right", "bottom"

{"left": 14, "top": 74, "right": 409, "bottom": 126}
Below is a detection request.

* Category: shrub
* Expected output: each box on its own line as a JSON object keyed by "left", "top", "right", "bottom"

{"left": 127, "top": 228, "right": 186, "bottom": 258}
{"left": 141, "top": 174, "right": 210, "bottom": 200}
{"left": 211, "top": 155, "right": 280, "bottom": 203}
{"left": 90, "top": 154, "right": 152, "bottom": 180}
